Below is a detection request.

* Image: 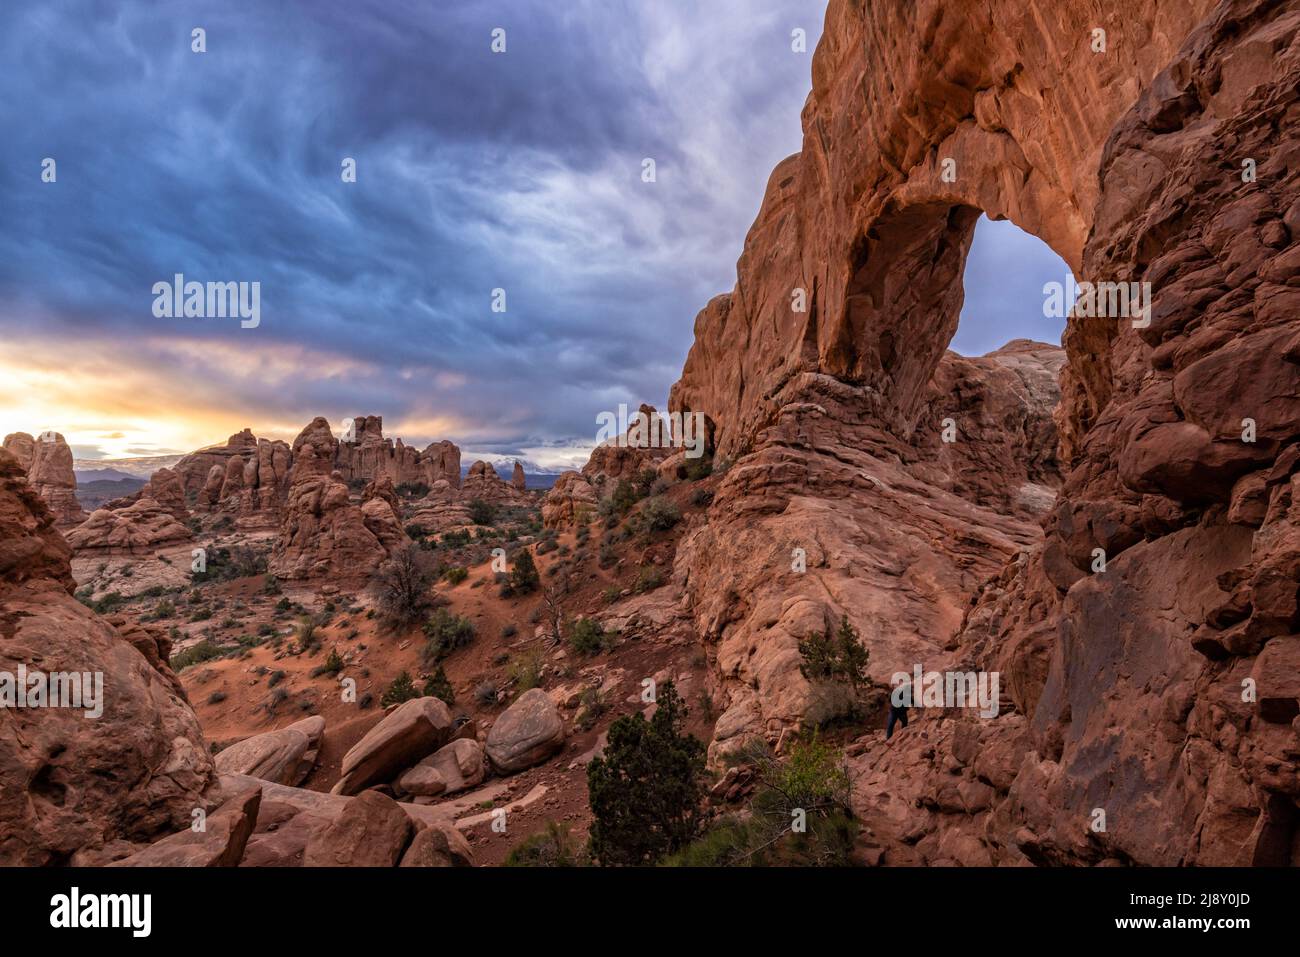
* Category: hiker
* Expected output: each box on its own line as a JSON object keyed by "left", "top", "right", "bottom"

{"left": 887, "top": 677, "right": 913, "bottom": 740}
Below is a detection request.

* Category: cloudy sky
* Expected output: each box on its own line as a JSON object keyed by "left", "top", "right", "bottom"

{"left": 0, "top": 0, "right": 1066, "bottom": 470}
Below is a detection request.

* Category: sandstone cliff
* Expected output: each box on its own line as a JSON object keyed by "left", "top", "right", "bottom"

{"left": 0, "top": 449, "right": 214, "bottom": 864}
{"left": 663, "top": 0, "right": 1299, "bottom": 865}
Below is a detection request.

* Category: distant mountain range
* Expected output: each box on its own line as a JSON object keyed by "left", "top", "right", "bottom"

{"left": 74, "top": 455, "right": 183, "bottom": 480}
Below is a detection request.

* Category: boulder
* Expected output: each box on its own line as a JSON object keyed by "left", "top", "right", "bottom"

{"left": 109, "top": 786, "right": 261, "bottom": 867}
{"left": 399, "top": 822, "right": 474, "bottom": 867}
{"left": 331, "top": 697, "right": 454, "bottom": 796}
{"left": 213, "top": 715, "right": 326, "bottom": 786}
{"left": 397, "top": 738, "right": 486, "bottom": 797}
{"left": 485, "top": 688, "right": 565, "bottom": 774}
{"left": 302, "top": 790, "right": 413, "bottom": 867}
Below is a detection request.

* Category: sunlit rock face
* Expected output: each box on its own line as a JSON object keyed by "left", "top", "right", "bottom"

{"left": 663, "top": 0, "right": 1300, "bottom": 864}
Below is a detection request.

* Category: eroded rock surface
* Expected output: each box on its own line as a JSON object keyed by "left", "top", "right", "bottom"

{"left": 658, "top": 0, "right": 1300, "bottom": 864}
{"left": 0, "top": 449, "right": 214, "bottom": 865}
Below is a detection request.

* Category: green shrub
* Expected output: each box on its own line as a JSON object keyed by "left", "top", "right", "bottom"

{"left": 444, "top": 566, "right": 468, "bottom": 585}
{"left": 381, "top": 670, "right": 420, "bottom": 707}
{"left": 505, "top": 821, "right": 587, "bottom": 867}
{"left": 423, "top": 665, "right": 455, "bottom": 706}
{"left": 311, "top": 647, "right": 344, "bottom": 678}
{"left": 422, "top": 608, "right": 475, "bottom": 663}
{"left": 798, "top": 615, "right": 869, "bottom": 689}
{"left": 634, "top": 566, "right": 664, "bottom": 593}
{"left": 664, "top": 734, "right": 855, "bottom": 867}
{"left": 586, "top": 684, "right": 705, "bottom": 865}
{"left": 508, "top": 547, "right": 540, "bottom": 594}
{"left": 567, "top": 617, "right": 613, "bottom": 656}
{"left": 170, "top": 639, "right": 227, "bottom": 672}
{"left": 468, "top": 499, "right": 496, "bottom": 526}
{"left": 639, "top": 497, "right": 680, "bottom": 532}
{"left": 507, "top": 648, "right": 544, "bottom": 693}
{"left": 683, "top": 454, "right": 713, "bottom": 481}
{"left": 610, "top": 479, "right": 638, "bottom": 515}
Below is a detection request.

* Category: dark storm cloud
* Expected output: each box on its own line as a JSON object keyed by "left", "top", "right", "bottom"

{"left": 0, "top": 1, "right": 830, "bottom": 464}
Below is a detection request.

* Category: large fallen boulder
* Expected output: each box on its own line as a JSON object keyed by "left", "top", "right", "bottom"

{"left": 213, "top": 715, "right": 325, "bottom": 786}
{"left": 331, "top": 697, "right": 454, "bottom": 796}
{"left": 396, "top": 738, "right": 486, "bottom": 797}
{"left": 485, "top": 688, "right": 565, "bottom": 774}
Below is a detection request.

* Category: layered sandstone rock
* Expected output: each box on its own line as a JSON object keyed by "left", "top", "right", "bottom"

{"left": 460, "top": 460, "right": 530, "bottom": 506}
{"left": 270, "top": 440, "right": 409, "bottom": 581}
{"left": 107, "top": 466, "right": 190, "bottom": 521}
{"left": 66, "top": 497, "right": 192, "bottom": 554}
{"left": 0, "top": 449, "right": 214, "bottom": 865}
{"left": 3, "top": 431, "right": 86, "bottom": 526}
{"left": 582, "top": 403, "right": 675, "bottom": 484}
{"left": 663, "top": 0, "right": 1299, "bottom": 865}
{"left": 323, "top": 415, "right": 462, "bottom": 490}
{"left": 177, "top": 429, "right": 290, "bottom": 521}
{"left": 541, "top": 471, "right": 599, "bottom": 530}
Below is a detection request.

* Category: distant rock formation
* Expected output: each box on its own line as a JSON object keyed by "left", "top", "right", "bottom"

{"left": 460, "top": 460, "right": 529, "bottom": 506}
{"left": 541, "top": 471, "right": 599, "bottom": 530}
{"left": 0, "top": 448, "right": 214, "bottom": 864}
{"left": 511, "top": 461, "right": 526, "bottom": 491}
{"left": 269, "top": 440, "right": 409, "bottom": 581}
{"left": 67, "top": 498, "right": 192, "bottom": 554}
{"left": 3, "top": 431, "right": 86, "bottom": 527}
{"left": 176, "top": 429, "right": 290, "bottom": 522}
{"left": 106, "top": 466, "right": 190, "bottom": 521}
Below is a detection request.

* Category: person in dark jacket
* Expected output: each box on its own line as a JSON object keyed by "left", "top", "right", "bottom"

{"left": 886, "top": 678, "right": 913, "bottom": 740}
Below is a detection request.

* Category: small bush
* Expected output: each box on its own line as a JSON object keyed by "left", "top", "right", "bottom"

{"left": 422, "top": 608, "right": 475, "bottom": 663}
{"left": 634, "top": 566, "right": 664, "bottom": 593}
{"left": 505, "top": 822, "right": 587, "bottom": 867}
{"left": 423, "top": 665, "right": 455, "bottom": 706}
{"left": 311, "top": 647, "right": 344, "bottom": 678}
{"left": 171, "top": 639, "right": 227, "bottom": 671}
{"left": 567, "top": 617, "right": 613, "bottom": 656}
{"left": 508, "top": 548, "right": 540, "bottom": 594}
{"left": 640, "top": 497, "right": 680, "bottom": 532}
{"left": 610, "top": 479, "right": 638, "bottom": 515}
{"left": 683, "top": 454, "right": 713, "bottom": 481}
{"left": 468, "top": 499, "right": 496, "bottom": 526}
{"left": 507, "top": 648, "right": 544, "bottom": 693}
{"left": 444, "top": 566, "right": 469, "bottom": 586}
{"left": 206, "top": 690, "right": 227, "bottom": 705}
{"left": 381, "top": 670, "right": 420, "bottom": 707}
